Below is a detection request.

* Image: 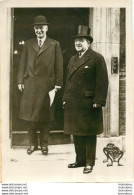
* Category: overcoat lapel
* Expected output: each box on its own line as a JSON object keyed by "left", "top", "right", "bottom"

{"left": 68, "top": 49, "right": 92, "bottom": 78}
{"left": 37, "top": 37, "right": 51, "bottom": 57}
{"left": 30, "top": 38, "right": 40, "bottom": 53}
{"left": 30, "top": 37, "right": 51, "bottom": 57}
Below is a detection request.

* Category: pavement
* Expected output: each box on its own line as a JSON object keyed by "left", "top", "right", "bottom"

{"left": 2, "top": 137, "right": 131, "bottom": 183}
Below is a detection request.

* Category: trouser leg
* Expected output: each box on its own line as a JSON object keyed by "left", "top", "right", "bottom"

{"left": 39, "top": 93, "right": 52, "bottom": 147}
{"left": 73, "top": 135, "right": 86, "bottom": 165}
{"left": 28, "top": 122, "right": 38, "bottom": 147}
{"left": 40, "top": 121, "right": 51, "bottom": 147}
{"left": 86, "top": 135, "right": 97, "bottom": 166}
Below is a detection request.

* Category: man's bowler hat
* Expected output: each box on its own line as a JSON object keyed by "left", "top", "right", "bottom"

{"left": 73, "top": 25, "right": 93, "bottom": 43}
{"left": 32, "top": 15, "right": 49, "bottom": 25}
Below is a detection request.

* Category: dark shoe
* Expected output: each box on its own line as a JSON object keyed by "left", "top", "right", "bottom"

{"left": 27, "top": 146, "right": 38, "bottom": 155}
{"left": 83, "top": 166, "right": 93, "bottom": 174}
{"left": 68, "top": 162, "right": 85, "bottom": 168}
{"left": 41, "top": 146, "right": 48, "bottom": 155}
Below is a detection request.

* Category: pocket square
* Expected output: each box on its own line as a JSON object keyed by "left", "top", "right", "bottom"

{"left": 84, "top": 65, "right": 89, "bottom": 68}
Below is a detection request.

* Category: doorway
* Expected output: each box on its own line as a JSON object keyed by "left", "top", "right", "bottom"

{"left": 11, "top": 8, "right": 89, "bottom": 146}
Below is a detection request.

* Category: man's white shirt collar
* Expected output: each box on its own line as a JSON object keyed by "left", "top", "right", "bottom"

{"left": 79, "top": 49, "right": 88, "bottom": 58}
{"left": 37, "top": 36, "right": 46, "bottom": 46}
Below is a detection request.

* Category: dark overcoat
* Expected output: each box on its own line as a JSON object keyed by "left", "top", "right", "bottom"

{"left": 63, "top": 48, "right": 108, "bottom": 136}
{"left": 17, "top": 37, "right": 63, "bottom": 122}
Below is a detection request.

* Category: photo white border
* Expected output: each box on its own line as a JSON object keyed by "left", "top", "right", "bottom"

{"left": 0, "top": 0, "right": 133, "bottom": 182}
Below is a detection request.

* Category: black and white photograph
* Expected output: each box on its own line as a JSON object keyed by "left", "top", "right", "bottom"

{"left": 0, "top": 0, "right": 133, "bottom": 183}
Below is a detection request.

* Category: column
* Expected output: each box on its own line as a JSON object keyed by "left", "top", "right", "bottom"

{"left": 89, "top": 8, "right": 120, "bottom": 136}
{"left": 0, "top": 8, "right": 12, "bottom": 157}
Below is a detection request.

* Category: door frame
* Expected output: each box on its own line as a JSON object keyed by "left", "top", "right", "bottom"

{"left": 10, "top": 8, "right": 90, "bottom": 146}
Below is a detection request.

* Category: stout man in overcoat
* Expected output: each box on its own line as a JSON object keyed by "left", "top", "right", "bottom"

{"left": 63, "top": 25, "right": 108, "bottom": 173}
{"left": 17, "top": 15, "right": 63, "bottom": 155}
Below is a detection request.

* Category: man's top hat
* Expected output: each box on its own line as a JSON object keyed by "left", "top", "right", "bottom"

{"left": 32, "top": 15, "right": 49, "bottom": 25}
{"left": 73, "top": 25, "right": 93, "bottom": 43}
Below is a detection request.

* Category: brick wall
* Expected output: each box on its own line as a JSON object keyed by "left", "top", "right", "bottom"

{"left": 119, "top": 8, "right": 126, "bottom": 135}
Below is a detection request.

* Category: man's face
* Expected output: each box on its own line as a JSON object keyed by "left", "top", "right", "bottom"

{"left": 74, "top": 38, "right": 90, "bottom": 53}
{"left": 34, "top": 25, "right": 48, "bottom": 39}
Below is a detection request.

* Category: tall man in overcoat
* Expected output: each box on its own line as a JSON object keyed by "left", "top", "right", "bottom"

{"left": 17, "top": 15, "right": 63, "bottom": 155}
{"left": 63, "top": 25, "right": 108, "bottom": 174}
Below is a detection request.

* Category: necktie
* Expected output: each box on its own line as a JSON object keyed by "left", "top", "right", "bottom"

{"left": 79, "top": 52, "right": 82, "bottom": 58}
{"left": 39, "top": 39, "right": 42, "bottom": 47}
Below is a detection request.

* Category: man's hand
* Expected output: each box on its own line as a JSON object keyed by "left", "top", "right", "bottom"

{"left": 55, "top": 85, "right": 61, "bottom": 92}
{"left": 63, "top": 101, "right": 66, "bottom": 109}
{"left": 18, "top": 84, "right": 24, "bottom": 92}
{"left": 93, "top": 103, "right": 101, "bottom": 108}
